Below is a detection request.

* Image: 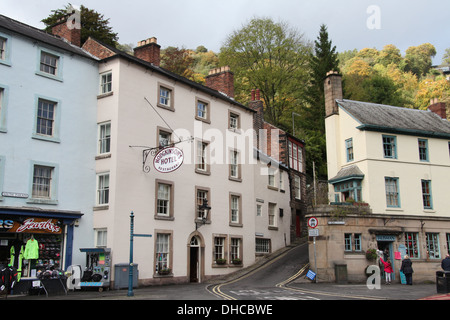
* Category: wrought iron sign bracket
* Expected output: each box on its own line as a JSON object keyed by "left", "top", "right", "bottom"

{"left": 130, "top": 136, "right": 194, "bottom": 173}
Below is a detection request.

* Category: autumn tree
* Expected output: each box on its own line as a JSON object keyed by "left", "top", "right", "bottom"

{"left": 219, "top": 17, "right": 311, "bottom": 128}
{"left": 42, "top": 4, "right": 119, "bottom": 47}
{"left": 403, "top": 43, "right": 436, "bottom": 78}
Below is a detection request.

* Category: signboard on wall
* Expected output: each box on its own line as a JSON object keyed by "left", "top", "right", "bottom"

{"left": 153, "top": 147, "right": 184, "bottom": 173}
{"left": 3, "top": 218, "right": 62, "bottom": 234}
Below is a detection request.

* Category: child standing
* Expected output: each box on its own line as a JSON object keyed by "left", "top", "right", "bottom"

{"left": 380, "top": 257, "right": 393, "bottom": 284}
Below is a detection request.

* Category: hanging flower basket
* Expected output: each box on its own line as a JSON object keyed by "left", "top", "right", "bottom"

{"left": 365, "top": 249, "right": 378, "bottom": 261}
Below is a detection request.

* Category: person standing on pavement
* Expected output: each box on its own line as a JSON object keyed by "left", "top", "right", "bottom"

{"left": 380, "top": 257, "right": 393, "bottom": 284}
{"left": 401, "top": 255, "right": 413, "bottom": 285}
{"left": 442, "top": 254, "right": 450, "bottom": 271}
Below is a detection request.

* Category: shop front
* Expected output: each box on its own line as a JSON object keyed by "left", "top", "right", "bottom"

{"left": 0, "top": 207, "right": 82, "bottom": 296}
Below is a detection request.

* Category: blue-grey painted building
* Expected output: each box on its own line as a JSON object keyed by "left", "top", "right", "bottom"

{"left": 0, "top": 14, "right": 98, "bottom": 275}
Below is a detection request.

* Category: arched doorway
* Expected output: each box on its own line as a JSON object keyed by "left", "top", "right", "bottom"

{"left": 188, "top": 233, "right": 204, "bottom": 283}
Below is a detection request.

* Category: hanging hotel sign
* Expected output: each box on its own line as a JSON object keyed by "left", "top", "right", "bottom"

{"left": 7, "top": 218, "right": 62, "bottom": 234}
{"left": 153, "top": 147, "right": 184, "bottom": 173}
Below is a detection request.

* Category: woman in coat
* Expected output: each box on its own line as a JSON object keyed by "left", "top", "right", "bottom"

{"left": 380, "top": 257, "right": 393, "bottom": 284}
{"left": 401, "top": 255, "right": 414, "bottom": 285}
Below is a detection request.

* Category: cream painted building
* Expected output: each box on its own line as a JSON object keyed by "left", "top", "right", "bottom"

{"left": 308, "top": 72, "right": 450, "bottom": 283}
{"left": 82, "top": 37, "right": 295, "bottom": 286}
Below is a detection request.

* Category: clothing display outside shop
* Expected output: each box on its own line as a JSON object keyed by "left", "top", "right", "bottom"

{"left": 0, "top": 216, "right": 67, "bottom": 295}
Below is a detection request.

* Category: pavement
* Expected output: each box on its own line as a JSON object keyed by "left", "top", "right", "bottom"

{"left": 3, "top": 243, "right": 448, "bottom": 301}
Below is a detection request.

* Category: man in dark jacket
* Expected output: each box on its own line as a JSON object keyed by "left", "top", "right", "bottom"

{"left": 401, "top": 255, "right": 414, "bottom": 285}
{"left": 442, "top": 254, "right": 450, "bottom": 271}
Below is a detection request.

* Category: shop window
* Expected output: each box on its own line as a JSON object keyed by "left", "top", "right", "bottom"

{"left": 426, "top": 233, "right": 440, "bottom": 259}
{"left": 404, "top": 232, "right": 419, "bottom": 258}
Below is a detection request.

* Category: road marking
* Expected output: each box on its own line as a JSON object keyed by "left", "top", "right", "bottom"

{"left": 207, "top": 244, "right": 307, "bottom": 300}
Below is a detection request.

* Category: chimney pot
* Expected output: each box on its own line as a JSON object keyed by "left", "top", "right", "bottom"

{"left": 51, "top": 16, "right": 81, "bottom": 47}
{"left": 205, "top": 65, "right": 234, "bottom": 98}
{"left": 134, "top": 37, "right": 161, "bottom": 66}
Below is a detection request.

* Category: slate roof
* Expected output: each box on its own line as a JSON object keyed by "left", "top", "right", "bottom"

{"left": 337, "top": 99, "right": 450, "bottom": 139}
{"left": 90, "top": 38, "right": 254, "bottom": 113}
{"left": 329, "top": 165, "right": 365, "bottom": 184}
{"left": 0, "top": 14, "right": 97, "bottom": 60}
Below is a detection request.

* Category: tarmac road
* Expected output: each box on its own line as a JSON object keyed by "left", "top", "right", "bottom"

{"left": 5, "top": 242, "right": 445, "bottom": 302}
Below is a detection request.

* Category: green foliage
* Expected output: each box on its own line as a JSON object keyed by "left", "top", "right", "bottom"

{"left": 219, "top": 17, "right": 312, "bottom": 127}
{"left": 298, "top": 24, "right": 339, "bottom": 180}
{"left": 41, "top": 4, "right": 119, "bottom": 47}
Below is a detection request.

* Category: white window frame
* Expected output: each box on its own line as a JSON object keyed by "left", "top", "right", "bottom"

{"left": 98, "top": 122, "right": 111, "bottom": 155}
{"left": 96, "top": 172, "right": 110, "bottom": 206}
{"left": 100, "top": 71, "right": 112, "bottom": 94}
{"left": 268, "top": 203, "right": 276, "bottom": 227}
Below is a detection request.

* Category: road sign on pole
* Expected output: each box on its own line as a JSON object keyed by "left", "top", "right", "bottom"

{"left": 308, "top": 217, "right": 318, "bottom": 229}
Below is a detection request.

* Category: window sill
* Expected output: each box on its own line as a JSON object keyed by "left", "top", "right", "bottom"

{"left": 195, "top": 117, "right": 210, "bottom": 124}
{"left": 27, "top": 198, "right": 58, "bottom": 205}
{"left": 35, "top": 71, "right": 63, "bottom": 82}
{"left": 156, "top": 103, "right": 175, "bottom": 112}
{"left": 229, "top": 222, "right": 243, "bottom": 228}
{"left": 195, "top": 168, "right": 211, "bottom": 176}
{"left": 95, "top": 153, "right": 111, "bottom": 160}
{"left": 32, "top": 135, "right": 60, "bottom": 144}
{"left": 93, "top": 205, "right": 109, "bottom": 211}
{"left": 229, "top": 176, "right": 242, "bottom": 183}
{"left": 97, "top": 92, "right": 113, "bottom": 99}
{"left": 154, "top": 215, "right": 175, "bottom": 221}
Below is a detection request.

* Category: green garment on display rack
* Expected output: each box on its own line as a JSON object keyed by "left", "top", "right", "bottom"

{"left": 24, "top": 238, "right": 39, "bottom": 260}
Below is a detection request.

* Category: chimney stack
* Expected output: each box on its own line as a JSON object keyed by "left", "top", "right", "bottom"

{"left": 428, "top": 98, "right": 447, "bottom": 119}
{"left": 249, "top": 89, "right": 265, "bottom": 149}
{"left": 324, "top": 71, "right": 343, "bottom": 117}
{"left": 205, "top": 66, "right": 234, "bottom": 98}
{"left": 51, "top": 16, "right": 81, "bottom": 47}
{"left": 134, "top": 37, "right": 161, "bottom": 66}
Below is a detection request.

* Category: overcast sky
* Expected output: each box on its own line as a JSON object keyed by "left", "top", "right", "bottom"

{"left": 2, "top": 0, "right": 449, "bottom": 64}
